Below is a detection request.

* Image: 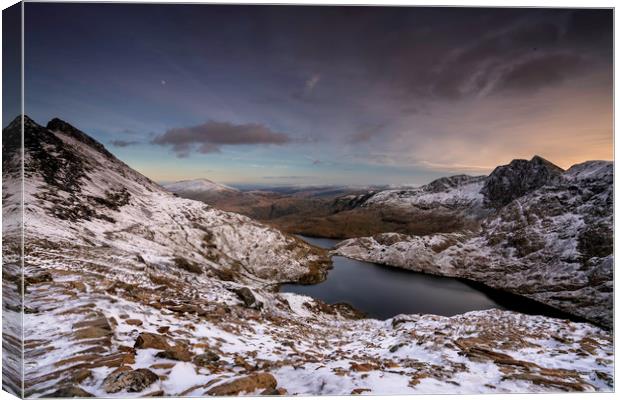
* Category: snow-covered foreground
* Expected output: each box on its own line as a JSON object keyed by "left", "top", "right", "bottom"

{"left": 21, "top": 243, "right": 614, "bottom": 396}
{"left": 2, "top": 116, "right": 614, "bottom": 396}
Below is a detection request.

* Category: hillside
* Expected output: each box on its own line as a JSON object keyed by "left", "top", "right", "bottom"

{"left": 335, "top": 157, "right": 613, "bottom": 328}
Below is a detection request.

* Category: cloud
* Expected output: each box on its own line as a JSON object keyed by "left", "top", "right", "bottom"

{"left": 110, "top": 139, "right": 139, "bottom": 147}
{"left": 304, "top": 155, "right": 322, "bottom": 165}
{"left": 305, "top": 74, "right": 321, "bottom": 93}
{"left": 348, "top": 123, "right": 386, "bottom": 144}
{"left": 493, "top": 53, "right": 585, "bottom": 93}
{"left": 152, "top": 120, "right": 291, "bottom": 157}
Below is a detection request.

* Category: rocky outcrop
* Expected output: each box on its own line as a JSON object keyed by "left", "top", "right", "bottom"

{"left": 481, "top": 155, "right": 565, "bottom": 207}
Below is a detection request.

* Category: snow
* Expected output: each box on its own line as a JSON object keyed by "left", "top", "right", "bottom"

{"left": 362, "top": 175, "right": 486, "bottom": 210}
{"left": 164, "top": 178, "right": 238, "bottom": 193}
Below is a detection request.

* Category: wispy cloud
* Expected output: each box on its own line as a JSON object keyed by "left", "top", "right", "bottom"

{"left": 110, "top": 139, "right": 139, "bottom": 147}
{"left": 305, "top": 74, "right": 321, "bottom": 93}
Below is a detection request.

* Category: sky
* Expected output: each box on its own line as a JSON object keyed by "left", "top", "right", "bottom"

{"left": 21, "top": 4, "right": 613, "bottom": 186}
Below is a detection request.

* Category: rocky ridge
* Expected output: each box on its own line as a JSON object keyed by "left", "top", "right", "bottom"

{"left": 335, "top": 157, "right": 613, "bottom": 328}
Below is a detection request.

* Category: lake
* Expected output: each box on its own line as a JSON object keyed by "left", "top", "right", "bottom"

{"left": 281, "top": 235, "right": 580, "bottom": 321}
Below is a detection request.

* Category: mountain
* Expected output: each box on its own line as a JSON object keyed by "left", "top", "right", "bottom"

{"left": 335, "top": 156, "right": 613, "bottom": 328}
{"left": 2, "top": 117, "right": 613, "bottom": 396}
{"left": 164, "top": 178, "right": 239, "bottom": 194}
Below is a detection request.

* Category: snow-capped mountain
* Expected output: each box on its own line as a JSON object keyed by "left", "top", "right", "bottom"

{"left": 336, "top": 157, "right": 613, "bottom": 328}
{"left": 362, "top": 174, "right": 487, "bottom": 211}
{"left": 164, "top": 178, "right": 239, "bottom": 194}
{"left": 2, "top": 117, "right": 613, "bottom": 397}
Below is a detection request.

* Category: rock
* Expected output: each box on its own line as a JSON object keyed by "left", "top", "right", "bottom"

{"left": 134, "top": 332, "right": 169, "bottom": 350}
{"left": 141, "top": 390, "right": 165, "bottom": 397}
{"left": 126, "top": 319, "right": 143, "bottom": 326}
{"left": 102, "top": 368, "right": 159, "bottom": 393}
{"left": 68, "top": 281, "right": 87, "bottom": 292}
{"left": 206, "top": 373, "right": 277, "bottom": 396}
{"left": 150, "top": 363, "right": 176, "bottom": 370}
{"left": 155, "top": 344, "right": 193, "bottom": 362}
{"left": 351, "top": 388, "right": 371, "bottom": 395}
{"left": 261, "top": 387, "right": 288, "bottom": 395}
{"left": 72, "top": 369, "right": 93, "bottom": 384}
{"left": 45, "top": 386, "right": 94, "bottom": 397}
{"left": 157, "top": 326, "right": 170, "bottom": 334}
{"left": 233, "top": 287, "right": 262, "bottom": 309}
{"left": 173, "top": 256, "right": 202, "bottom": 274}
{"left": 350, "top": 362, "right": 378, "bottom": 372}
{"left": 73, "top": 327, "right": 111, "bottom": 340}
{"left": 481, "top": 155, "right": 564, "bottom": 208}
{"left": 25, "top": 272, "right": 53, "bottom": 285}
{"left": 389, "top": 343, "right": 405, "bottom": 353}
{"left": 193, "top": 351, "right": 220, "bottom": 367}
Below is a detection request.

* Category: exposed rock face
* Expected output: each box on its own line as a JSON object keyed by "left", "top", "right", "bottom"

{"left": 102, "top": 368, "right": 159, "bottom": 393}
{"left": 335, "top": 160, "right": 613, "bottom": 328}
{"left": 481, "top": 156, "right": 565, "bottom": 207}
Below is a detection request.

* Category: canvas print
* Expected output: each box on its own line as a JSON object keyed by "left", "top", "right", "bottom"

{"left": 2, "top": 2, "right": 614, "bottom": 398}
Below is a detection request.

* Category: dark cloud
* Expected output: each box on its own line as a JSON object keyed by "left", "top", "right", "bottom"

{"left": 110, "top": 139, "right": 139, "bottom": 147}
{"left": 152, "top": 120, "right": 291, "bottom": 157}
{"left": 494, "top": 53, "right": 585, "bottom": 93}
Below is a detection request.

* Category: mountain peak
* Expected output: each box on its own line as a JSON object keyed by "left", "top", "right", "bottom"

{"left": 4, "top": 115, "right": 41, "bottom": 131}
{"left": 530, "top": 155, "right": 564, "bottom": 172}
{"left": 47, "top": 117, "right": 116, "bottom": 159}
{"left": 481, "top": 156, "right": 565, "bottom": 207}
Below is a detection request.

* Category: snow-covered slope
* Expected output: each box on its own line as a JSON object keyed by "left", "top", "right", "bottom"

{"left": 363, "top": 174, "right": 487, "bottom": 211}
{"left": 164, "top": 178, "right": 238, "bottom": 194}
{"left": 17, "top": 116, "right": 329, "bottom": 285}
{"left": 335, "top": 158, "right": 613, "bottom": 328}
{"left": 2, "top": 117, "right": 613, "bottom": 396}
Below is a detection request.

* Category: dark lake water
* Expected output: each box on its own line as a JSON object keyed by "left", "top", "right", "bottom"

{"left": 281, "top": 235, "right": 580, "bottom": 321}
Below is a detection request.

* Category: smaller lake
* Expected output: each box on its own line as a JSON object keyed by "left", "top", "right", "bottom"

{"left": 281, "top": 235, "right": 579, "bottom": 321}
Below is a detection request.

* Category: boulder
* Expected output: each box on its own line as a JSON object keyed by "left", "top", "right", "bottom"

{"left": 134, "top": 332, "right": 169, "bottom": 350}
{"left": 206, "top": 373, "right": 277, "bottom": 396}
{"left": 233, "top": 287, "right": 262, "bottom": 309}
{"left": 102, "top": 368, "right": 159, "bottom": 393}
{"left": 155, "top": 344, "right": 193, "bottom": 362}
{"left": 193, "top": 350, "right": 220, "bottom": 367}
